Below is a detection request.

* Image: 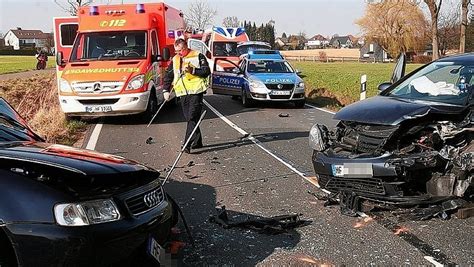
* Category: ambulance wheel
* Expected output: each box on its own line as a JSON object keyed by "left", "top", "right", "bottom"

{"left": 241, "top": 89, "right": 254, "bottom": 108}
{"left": 294, "top": 99, "right": 306, "bottom": 108}
{"left": 143, "top": 89, "right": 158, "bottom": 121}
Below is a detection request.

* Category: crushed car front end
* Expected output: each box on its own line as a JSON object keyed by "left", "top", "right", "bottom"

{"left": 309, "top": 53, "right": 474, "bottom": 215}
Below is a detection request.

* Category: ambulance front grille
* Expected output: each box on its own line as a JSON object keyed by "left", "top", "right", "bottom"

{"left": 72, "top": 81, "right": 124, "bottom": 94}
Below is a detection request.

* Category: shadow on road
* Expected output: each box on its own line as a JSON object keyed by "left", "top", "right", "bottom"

{"left": 165, "top": 179, "right": 302, "bottom": 265}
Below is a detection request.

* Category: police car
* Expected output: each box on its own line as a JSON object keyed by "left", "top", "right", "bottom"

{"left": 211, "top": 50, "right": 306, "bottom": 107}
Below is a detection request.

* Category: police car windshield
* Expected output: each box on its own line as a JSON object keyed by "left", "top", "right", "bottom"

{"left": 71, "top": 31, "right": 147, "bottom": 61}
{"left": 383, "top": 62, "right": 474, "bottom": 106}
{"left": 213, "top": 42, "right": 238, "bottom": 57}
{"left": 247, "top": 60, "right": 294, "bottom": 73}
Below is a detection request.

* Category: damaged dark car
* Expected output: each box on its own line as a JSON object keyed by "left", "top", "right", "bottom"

{"left": 309, "top": 54, "right": 473, "bottom": 216}
{"left": 0, "top": 98, "right": 176, "bottom": 266}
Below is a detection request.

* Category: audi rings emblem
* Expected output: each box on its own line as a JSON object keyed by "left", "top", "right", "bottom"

{"left": 143, "top": 188, "right": 162, "bottom": 208}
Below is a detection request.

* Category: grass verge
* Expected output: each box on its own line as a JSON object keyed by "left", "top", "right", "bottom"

{"left": 290, "top": 62, "right": 423, "bottom": 111}
{"left": 0, "top": 55, "right": 55, "bottom": 74}
{"left": 0, "top": 73, "right": 87, "bottom": 146}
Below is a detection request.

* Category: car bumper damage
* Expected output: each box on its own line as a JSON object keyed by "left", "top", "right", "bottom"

{"left": 310, "top": 114, "right": 473, "bottom": 218}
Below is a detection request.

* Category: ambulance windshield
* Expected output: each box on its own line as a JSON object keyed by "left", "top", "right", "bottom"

{"left": 71, "top": 31, "right": 147, "bottom": 61}
{"left": 213, "top": 42, "right": 238, "bottom": 57}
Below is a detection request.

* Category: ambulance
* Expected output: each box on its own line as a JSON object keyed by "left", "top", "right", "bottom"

{"left": 188, "top": 26, "right": 249, "bottom": 72}
{"left": 53, "top": 3, "right": 185, "bottom": 118}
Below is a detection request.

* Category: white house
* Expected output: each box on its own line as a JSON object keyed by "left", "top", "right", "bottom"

{"left": 4, "top": 28, "right": 49, "bottom": 50}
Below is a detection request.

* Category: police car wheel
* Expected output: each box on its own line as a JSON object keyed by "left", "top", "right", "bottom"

{"left": 241, "top": 90, "right": 253, "bottom": 107}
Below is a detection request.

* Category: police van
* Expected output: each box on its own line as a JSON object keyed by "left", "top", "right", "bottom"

{"left": 211, "top": 50, "right": 306, "bottom": 107}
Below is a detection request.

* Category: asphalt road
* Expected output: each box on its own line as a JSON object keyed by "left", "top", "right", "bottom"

{"left": 93, "top": 93, "right": 473, "bottom": 266}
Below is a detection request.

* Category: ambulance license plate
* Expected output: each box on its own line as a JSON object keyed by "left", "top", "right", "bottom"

{"left": 147, "top": 237, "right": 162, "bottom": 263}
{"left": 271, "top": 90, "right": 291, "bottom": 95}
{"left": 85, "top": 106, "right": 112, "bottom": 113}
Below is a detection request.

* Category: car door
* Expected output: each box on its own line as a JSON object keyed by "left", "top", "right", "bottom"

{"left": 188, "top": 38, "right": 213, "bottom": 71}
{"left": 391, "top": 53, "right": 406, "bottom": 84}
{"left": 53, "top": 17, "right": 78, "bottom": 72}
{"left": 211, "top": 58, "right": 245, "bottom": 96}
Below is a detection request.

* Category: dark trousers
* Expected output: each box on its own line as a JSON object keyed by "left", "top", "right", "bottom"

{"left": 181, "top": 93, "right": 204, "bottom": 149}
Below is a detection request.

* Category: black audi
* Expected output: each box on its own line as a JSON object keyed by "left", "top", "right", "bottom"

{"left": 309, "top": 53, "right": 473, "bottom": 214}
{"left": 0, "top": 98, "right": 176, "bottom": 266}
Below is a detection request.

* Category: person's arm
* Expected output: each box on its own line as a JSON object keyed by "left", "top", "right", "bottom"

{"left": 189, "top": 53, "right": 211, "bottom": 78}
{"left": 163, "top": 61, "right": 174, "bottom": 93}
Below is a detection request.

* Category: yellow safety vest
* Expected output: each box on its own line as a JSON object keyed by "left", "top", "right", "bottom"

{"left": 172, "top": 50, "right": 208, "bottom": 97}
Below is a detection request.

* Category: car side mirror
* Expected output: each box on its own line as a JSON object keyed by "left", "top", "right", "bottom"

{"left": 56, "top": 51, "right": 65, "bottom": 67}
{"left": 232, "top": 68, "right": 241, "bottom": 74}
{"left": 378, "top": 82, "right": 392, "bottom": 92}
{"left": 206, "top": 51, "right": 212, "bottom": 59}
{"left": 296, "top": 69, "right": 302, "bottom": 75}
{"left": 162, "top": 47, "right": 170, "bottom": 61}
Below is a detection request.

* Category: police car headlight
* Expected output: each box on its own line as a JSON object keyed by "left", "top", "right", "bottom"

{"left": 126, "top": 74, "right": 145, "bottom": 90}
{"left": 297, "top": 82, "right": 305, "bottom": 88}
{"left": 249, "top": 79, "right": 267, "bottom": 93}
{"left": 54, "top": 199, "right": 121, "bottom": 226}
{"left": 309, "top": 124, "right": 328, "bottom": 152}
{"left": 59, "top": 78, "right": 72, "bottom": 93}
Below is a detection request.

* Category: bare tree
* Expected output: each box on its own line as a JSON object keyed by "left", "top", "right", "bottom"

{"left": 439, "top": 4, "right": 460, "bottom": 55}
{"left": 54, "top": 0, "right": 111, "bottom": 16}
{"left": 185, "top": 0, "right": 217, "bottom": 30}
{"left": 460, "top": 0, "right": 474, "bottom": 53}
{"left": 222, "top": 16, "right": 240, "bottom": 28}
{"left": 423, "top": 0, "right": 443, "bottom": 60}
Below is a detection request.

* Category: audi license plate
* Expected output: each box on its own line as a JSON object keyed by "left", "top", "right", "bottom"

{"left": 271, "top": 90, "right": 291, "bottom": 95}
{"left": 147, "top": 237, "right": 162, "bottom": 263}
{"left": 85, "top": 106, "right": 112, "bottom": 113}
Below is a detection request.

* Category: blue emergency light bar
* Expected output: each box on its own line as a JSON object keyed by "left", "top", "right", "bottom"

{"left": 247, "top": 50, "right": 284, "bottom": 60}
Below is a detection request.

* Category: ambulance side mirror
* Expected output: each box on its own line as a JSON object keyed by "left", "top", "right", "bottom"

{"left": 56, "top": 51, "right": 65, "bottom": 67}
{"left": 161, "top": 48, "right": 170, "bottom": 61}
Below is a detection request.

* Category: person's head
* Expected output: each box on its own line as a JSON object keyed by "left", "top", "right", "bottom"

{"left": 174, "top": 38, "right": 189, "bottom": 57}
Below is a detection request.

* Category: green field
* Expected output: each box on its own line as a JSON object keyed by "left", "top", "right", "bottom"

{"left": 290, "top": 62, "right": 423, "bottom": 109}
{"left": 0, "top": 55, "right": 55, "bottom": 74}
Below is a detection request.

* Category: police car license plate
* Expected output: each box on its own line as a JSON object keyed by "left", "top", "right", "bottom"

{"left": 85, "top": 106, "right": 112, "bottom": 113}
{"left": 147, "top": 237, "right": 162, "bottom": 263}
{"left": 271, "top": 90, "right": 291, "bottom": 95}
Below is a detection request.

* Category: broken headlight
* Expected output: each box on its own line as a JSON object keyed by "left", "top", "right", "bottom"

{"left": 54, "top": 199, "right": 121, "bottom": 226}
{"left": 309, "top": 124, "right": 328, "bottom": 151}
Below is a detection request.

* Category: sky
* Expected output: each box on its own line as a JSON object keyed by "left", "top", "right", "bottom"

{"left": 0, "top": 0, "right": 365, "bottom": 38}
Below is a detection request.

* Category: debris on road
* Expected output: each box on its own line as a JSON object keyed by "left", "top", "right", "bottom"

{"left": 278, "top": 113, "right": 290, "bottom": 118}
{"left": 209, "top": 206, "right": 310, "bottom": 235}
{"left": 145, "top": 137, "right": 155, "bottom": 144}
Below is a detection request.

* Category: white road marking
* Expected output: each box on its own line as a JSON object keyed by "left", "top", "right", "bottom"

{"left": 85, "top": 122, "right": 103, "bottom": 150}
{"left": 203, "top": 99, "right": 331, "bottom": 194}
{"left": 204, "top": 99, "right": 448, "bottom": 266}
{"left": 424, "top": 256, "right": 444, "bottom": 267}
{"left": 304, "top": 103, "right": 336, "bottom": 115}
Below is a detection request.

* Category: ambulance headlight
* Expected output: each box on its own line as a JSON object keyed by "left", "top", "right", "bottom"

{"left": 126, "top": 74, "right": 144, "bottom": 90}
{"left": 248, "top": 79, "right": 267, "bottom": 93}
{"left": 59, "top": 78, "right": 72, "bottom": 93}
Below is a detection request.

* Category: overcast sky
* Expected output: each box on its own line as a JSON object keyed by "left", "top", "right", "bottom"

{"left": 0, "top": 0, "right": 367, "bottom": 37}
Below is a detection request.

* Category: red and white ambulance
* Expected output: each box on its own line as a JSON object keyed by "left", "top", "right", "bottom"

{"left": 53, "top": 3, "right": 185, "bottom": 118}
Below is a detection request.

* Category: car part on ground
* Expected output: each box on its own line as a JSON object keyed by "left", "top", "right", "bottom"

{"left": 209, "top": 206, "right": 310, "bottom": 235}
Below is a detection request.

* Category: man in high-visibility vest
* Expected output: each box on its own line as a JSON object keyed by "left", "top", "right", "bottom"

{"left": 163, "top": 38, "right": 210, "bottom": 153}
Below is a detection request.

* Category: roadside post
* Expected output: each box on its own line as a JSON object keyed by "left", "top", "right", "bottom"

{"left": 360, "top": 74, "right": 367, "bottom": 100}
